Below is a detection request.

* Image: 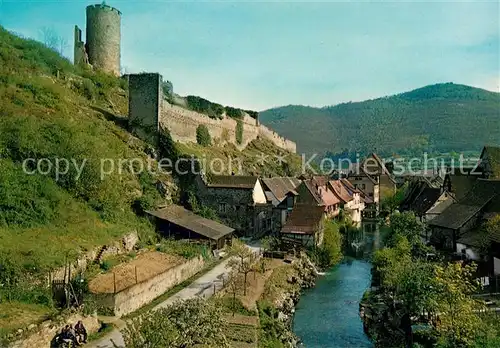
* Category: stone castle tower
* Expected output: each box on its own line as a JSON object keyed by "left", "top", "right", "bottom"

{"left": 74, "top": 2, "right": 121, "bottom": 76}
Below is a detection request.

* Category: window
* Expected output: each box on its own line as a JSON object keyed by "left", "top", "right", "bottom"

{"left": 361, "top": 184, "right": 366, "bottom": 190}
{"left": 368, "top": 193, "right": 373, "bottom": 197}
{"left": 218, "top": 203, "right": 227, "bottom": 213}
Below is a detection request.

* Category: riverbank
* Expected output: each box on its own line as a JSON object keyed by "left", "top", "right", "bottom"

{"left": 256, "top": 253, "right": 319, "bottom": 348}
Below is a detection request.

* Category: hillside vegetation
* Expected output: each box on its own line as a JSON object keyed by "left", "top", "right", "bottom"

{"left": 0, "top": 26, "right": 298, "bottom": 336}
{"left": 260, "top": 83, "right": 500, "bottom": 157}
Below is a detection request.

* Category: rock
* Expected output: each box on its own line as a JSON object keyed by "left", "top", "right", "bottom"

{"left": 122, "top": 231, "right": 138, "bottom": 251}
{"left": 27, "top": 324, "right": 36, "bottom": 330}
{"left": 17, "top": 329, "right": 23, "bottom": 334}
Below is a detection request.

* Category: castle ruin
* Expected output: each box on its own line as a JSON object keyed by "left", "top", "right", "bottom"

{"left": 73, "top": 3, "right": 296, "bottom": 153}
{"left": 74, "top": 2, "right": 121, "bottom": 76}
{"left": 128, "top": 73, "right": 297, "bottom": 153}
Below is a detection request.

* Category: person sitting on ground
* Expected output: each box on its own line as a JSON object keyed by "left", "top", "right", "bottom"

{"left": 75, "top": 320, "right": 88, "bottom": 344}
{"left": 66, "top": 324, "right": 80, "bottom": 346}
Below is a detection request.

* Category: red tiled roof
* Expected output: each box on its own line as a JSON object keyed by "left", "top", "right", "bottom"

{"left": 329, "top": 180, "right": 353, "bottom": 203}
{"left": 281, "top": 203, "right": 325, "bottom": 235}
{"left": 302, "top": 179, "right": 324, "bottom": 205}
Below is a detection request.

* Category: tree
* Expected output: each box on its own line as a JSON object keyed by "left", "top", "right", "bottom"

{"left": 386, "top": 211, "right": 431, "bottom": 258}
{"left": 39, "top": 26, "right": 67, "bottom": 55}
{"left": 196, "top": 125, "right": 211, "bottom": 147}
{"left": 122, "top": 297, "right": 230, "bottom": 347}
{"left": 433, "top": 262, "right": 483, "bottom": 347}
{"left": 227, "top": 239, "right": 255, "bottom": 296}
{"left": 226, "top": 271, "right": 240, "bottom": 317}
{"left": 381, "top": 183, "right": 407, "bottom": 214}
{"left": 235, "top": 120, "right": 243, "bottom": 145}
{"left": 158, "top": 127, "right": 179, "bottom": 163}
{"left": 477, "top": 215, "right": 500, "bottom": 255}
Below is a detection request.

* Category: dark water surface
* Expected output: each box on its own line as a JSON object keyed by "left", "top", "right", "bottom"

{"left": 293, "top": 225, "right": 383, "bottom": 348}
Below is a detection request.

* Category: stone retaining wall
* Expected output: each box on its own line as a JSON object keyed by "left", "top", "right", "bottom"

{"left": 94, "top": 255, "right": 205, "bottom": 317}
{"left": 49, "top": 231, "right": 138, "bottom": 282}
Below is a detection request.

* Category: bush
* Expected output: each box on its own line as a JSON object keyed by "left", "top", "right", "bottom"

{"left": 225, "top": 106, "right": 242, "bottom": 119}
{"left": 308, "top": 220, "right": 343, "bottom": 269}
{"left": 244, "top": 110, "right": 259, "bottom": 120}
{"left": 100, "top": 260, "right": 112, "bottom": 271}
{"left": 156, "top": 239, "right": 208, "bottom": 260}
{"left": 236, "top": 120, "right": 243, "bottom": 145}
{"left": 186, "top": 96, "right": 224, "bottom": 119}
{"left": 196, "top": 125, "right": 211, "bottom": 146}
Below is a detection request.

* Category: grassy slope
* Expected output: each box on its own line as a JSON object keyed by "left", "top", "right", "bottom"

{"left": 0, "top": 27, "right": 301, "bottom": 335}
{"left": 260, "top": 83, "right": 500, "bottom": 156}
{"left": 0, "top": 27, "right": 172, "bottom": 275}
{"left": 177, "top": 137, "right": 303, "bottom": 177}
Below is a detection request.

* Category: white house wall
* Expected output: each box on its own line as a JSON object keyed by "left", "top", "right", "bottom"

{"left": 253, "top": 180, "right": 268, "bottom": 204}
{"left": 456, "top": 243, "right": 480, "bottom": 261}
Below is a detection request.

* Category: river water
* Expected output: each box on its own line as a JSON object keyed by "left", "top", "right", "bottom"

{"left": 293, "top": 223, "right": 384, "bottom": 348}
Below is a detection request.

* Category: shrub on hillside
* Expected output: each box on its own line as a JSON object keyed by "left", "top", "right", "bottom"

{"left": 236, "top": 120, "right": 243, "bottom": 145}
{"left": 196, "top": 125, "right": 211, "bottom": 146}
{"left": 225, "top": 106, "right": 242, "bottom": 119}
{"left": 186, "top": 96, "right": 224, "bottom": 119}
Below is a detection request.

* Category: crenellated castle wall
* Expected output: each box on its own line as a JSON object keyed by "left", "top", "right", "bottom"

{"left": 128, "top": 73, "right": 296, "bottom": 153}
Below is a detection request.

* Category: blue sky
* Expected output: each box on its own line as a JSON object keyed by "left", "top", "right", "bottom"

{"left": 0, "top": 0, "right": 498, "bottom": 111}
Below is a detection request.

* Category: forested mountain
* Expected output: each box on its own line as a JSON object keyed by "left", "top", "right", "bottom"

{"left": 259, "top": 83, "right": 500, "bottom": 156}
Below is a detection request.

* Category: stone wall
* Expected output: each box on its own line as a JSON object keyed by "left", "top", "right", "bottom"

{"left": 96, "top": 255, "right": 205, "bottom": 317}
{"left": 128, "top": 73, "right": 297, "bottom": 153}
{"left": 49, "top": 231, "right": 138, "bottom": 282}
{"left": 8, "top": 312, "right": 100, "bottom": 348}
{"left": 258, "top": 124, "right": 297, "bottom": 153}
{"left": 160, "top": 102, "right": 260, "bottom": 149}
{"left": 128, "top": 73, "right": 162, "bottom": 146}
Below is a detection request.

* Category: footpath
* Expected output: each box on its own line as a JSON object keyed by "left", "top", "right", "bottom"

{"left": 87, "top": 244, "right": 260, "bottom": 348}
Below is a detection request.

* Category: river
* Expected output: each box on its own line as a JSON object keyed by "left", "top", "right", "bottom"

{"left": 293, "top": 223, "right": 385, "bottom": 348}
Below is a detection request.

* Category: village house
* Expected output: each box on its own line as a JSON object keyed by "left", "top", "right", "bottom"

{"left": 260, "top": 177, "right": 302, "bottom": 234}
{"left": 328, "top": 179, "right": 365, "bottom": 225}
{"left": 428, "top": 179, "right": 500, "bottom": 254}
{"left": 147, "top": 204, "right": 235, "bottom": 250}
{"left": 281, "top": 203, "right": 326, "bottom": 248}
{"left": 442, "top": 166, "right": 481, "bottom": 201}
{"left": 194, "top": 174, "right": 272, "bottom": 238}
{"left": 347, "top": 166, "right": 380, "bottom": 219}
{"left": 296, "top": 176, "right": 341, "bottom": 218}
{"left": 357, "top": 153, "right": 397, "bottom": 199}
{"left": 400, "top": 176, "right": 455, "bottom": 226}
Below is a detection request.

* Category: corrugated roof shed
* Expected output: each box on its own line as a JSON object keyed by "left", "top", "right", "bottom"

{"left": 281, "top": 204, "right": 325, "bottom": 235}
{"left": 147, "top": 205, "right": 234, "bottom": 240}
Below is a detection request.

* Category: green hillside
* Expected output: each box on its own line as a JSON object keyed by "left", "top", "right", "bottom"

{"left": 260, "top": 83, "right": 500, "bottom": 156}
{"left": 0, "top": 26, "right": 299, "bottom": 336}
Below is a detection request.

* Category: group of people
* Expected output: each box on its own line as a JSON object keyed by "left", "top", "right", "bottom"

{"left": 57, "top": 321, "right": 87, "bottom": 346}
